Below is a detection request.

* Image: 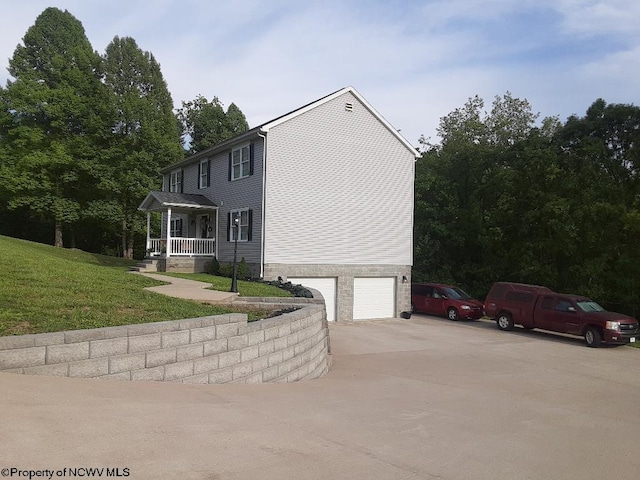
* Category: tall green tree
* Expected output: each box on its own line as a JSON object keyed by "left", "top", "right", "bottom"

{"left": 415, "top": 93, "right": 539, "bottom": 293}
{"left": 177, "top": 96, "right": 248, "bottom": 154}
{"left": 552, "top": 99, "right": 640, "bottom": 312}
{"left": 0, "top": 7, "right": 111, "bottom": 247}
{"left": 101, "top": 36, "right": 183, "bottom": 258}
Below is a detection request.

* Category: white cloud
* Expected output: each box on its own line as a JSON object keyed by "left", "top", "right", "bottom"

{"left": 553, "top": 0, "right": 640, "bottom": 37}
{"left": 0, "top": 0, "right": 638, "bottom": 146}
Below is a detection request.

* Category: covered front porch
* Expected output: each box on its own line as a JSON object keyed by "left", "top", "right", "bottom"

{"left": 138, "top": 192, "right": 219, "bottom": 269}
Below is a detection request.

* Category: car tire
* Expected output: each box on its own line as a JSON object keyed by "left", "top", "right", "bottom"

{"left": 447, "top": 307, "right": 459, "bottom": 321}
{"left": 496, "top": 313, "right": 514, "bottom": 331}
{"left": 585, "top": 327, "right": 602, "bottom": 348}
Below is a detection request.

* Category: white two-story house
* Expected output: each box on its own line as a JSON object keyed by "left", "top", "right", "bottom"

{"left": 139, "top": 86, "right": 418, "bottom": 322}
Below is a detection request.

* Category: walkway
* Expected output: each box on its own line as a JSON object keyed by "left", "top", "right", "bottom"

{"left": 135, "top": 272, "right": 238, "bottom": 304}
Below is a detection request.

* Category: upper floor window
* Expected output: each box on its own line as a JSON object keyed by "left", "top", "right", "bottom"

{"left": 199, "top": 160, "right": 210, "bottom": 189}
{"left": 170, "top": 169, "right": 183, "bottom": 193}
{"left": 230, "top": 144, "right": 252, "bottom": 181}
{"left": 229, "top": 208, "right": 252, "bottom": 242}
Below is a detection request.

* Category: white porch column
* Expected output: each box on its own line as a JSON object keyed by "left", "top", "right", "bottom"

{"left": 146, "top": 212, "right": 151, "bottom": 253}
{"left": 166, "top": 207, "right": 172, "bottom": 257}
{"left": 215, "top": 210, "right": 219, "bottom": 258}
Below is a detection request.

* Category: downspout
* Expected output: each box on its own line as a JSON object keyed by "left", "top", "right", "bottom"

{"left": 257, "top": 129, "right": 267, "bottom": 279}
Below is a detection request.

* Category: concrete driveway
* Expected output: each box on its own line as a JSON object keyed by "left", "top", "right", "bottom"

{"left": 1, "top": 315, "right": 639, "bottom": 480}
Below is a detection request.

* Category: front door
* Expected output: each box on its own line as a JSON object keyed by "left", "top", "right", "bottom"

{"left": 198, "top": 214, "right": 212, "bottom": 239}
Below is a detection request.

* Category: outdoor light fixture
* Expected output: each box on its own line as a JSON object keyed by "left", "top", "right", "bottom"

{"left": 402, "top": 275, "right": 408, "bottom": 283}
{"left": 230, "top": 216, "right": 240, "bottom": 293}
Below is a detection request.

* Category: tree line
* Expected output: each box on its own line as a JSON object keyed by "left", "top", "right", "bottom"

{"left": 0, "top": 8, "right": 247, "bottom": 258}
{"left": 414, "top": 93, "right": 640, "bottom": 316}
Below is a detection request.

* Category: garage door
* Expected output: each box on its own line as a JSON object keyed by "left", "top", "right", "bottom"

{"left": 288, "top": 277, "right": 336, "bottom": 322}
{"left": 353, "top": 277, "right": 396, "bottom": 320}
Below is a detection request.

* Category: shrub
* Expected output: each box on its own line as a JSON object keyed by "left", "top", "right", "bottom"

{"left": 258, "top": 278, "right": 313, "bottom": 298}
{"left": 208, "top": 257, "right": 220, "bottom": 275}
{"left": 238, "top": 257, "right": 249, "bottom": 280}
{"left": 218, "top": 263, "right": 233, "bottom": 278}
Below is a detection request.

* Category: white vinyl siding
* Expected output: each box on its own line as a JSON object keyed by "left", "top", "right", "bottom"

{"left": 288, "top": 277, "right": 336, "bottom": 322}
{"left": 353, "top": 277, "right": 396, "bottom": 320}
{"left": 263, "top": 91, "right": 414, "bottom": 265}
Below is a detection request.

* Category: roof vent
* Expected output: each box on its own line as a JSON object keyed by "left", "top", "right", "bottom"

{"left": 345, "top": 102, "right": 353, "bottom": 112}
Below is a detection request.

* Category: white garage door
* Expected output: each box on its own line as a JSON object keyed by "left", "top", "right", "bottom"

{"left": 353, "top": 277, "right": 396, "bottom": 320}
{"left": 288, "top": 277, "right": 337, "bottom": 322}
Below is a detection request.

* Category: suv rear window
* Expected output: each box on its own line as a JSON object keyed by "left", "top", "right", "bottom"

{"left": 488, "top": 284, "right": 507, "bottom": 299}
{"left": 505, "top": 291, "right": 534, "bottom": 303}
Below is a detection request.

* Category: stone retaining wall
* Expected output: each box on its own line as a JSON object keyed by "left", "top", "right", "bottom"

{"left": 0, "top": 303, "right": 330, "bottom": 384}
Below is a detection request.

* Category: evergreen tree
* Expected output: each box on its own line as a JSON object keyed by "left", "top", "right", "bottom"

{"left": 177, "top": 96, "right": 249, "bottom": 154}
{"left": 101, "top": 36, "right": 183, "bottom": 258}
{"left": 0, "top": 7, "right": 111, "bottom": 247}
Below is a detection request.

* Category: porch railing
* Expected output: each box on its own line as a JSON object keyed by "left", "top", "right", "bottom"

{"left": 147, "top": 238, "right": 215, "bottom": 257}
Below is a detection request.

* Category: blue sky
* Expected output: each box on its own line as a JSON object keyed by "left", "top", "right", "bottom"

{"left": 1, "top": 0, "right": 638, "bottom": 147}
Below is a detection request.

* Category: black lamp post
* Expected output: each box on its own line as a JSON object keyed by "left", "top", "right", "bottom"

{"left": 230, "top": 216, "right": 240, "bottom": 293}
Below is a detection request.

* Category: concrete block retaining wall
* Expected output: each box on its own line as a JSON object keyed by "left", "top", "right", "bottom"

{"left": 0, "top": 304, "right": 330, "bottom": 384}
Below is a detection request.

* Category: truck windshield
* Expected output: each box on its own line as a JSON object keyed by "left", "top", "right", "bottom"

{"left": 442, "top": 287, "right": 472, "bottom": 300}
{"left": 576, "top": 301, "right": 605, "bottom": 312}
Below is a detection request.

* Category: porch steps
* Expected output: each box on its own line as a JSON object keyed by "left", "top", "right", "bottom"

{"left": 130, "top": 258, "right": 160, "bottom": 273}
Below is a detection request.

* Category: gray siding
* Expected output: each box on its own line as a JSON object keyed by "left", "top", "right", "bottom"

{"left": 183, "top": 139, "right": 265, "bottom": 265}
{"left": 264, "top": 91, "right": 415, "bottom": 266}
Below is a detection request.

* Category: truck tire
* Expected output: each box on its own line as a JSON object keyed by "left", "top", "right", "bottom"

{"left": 585, "top": 327, "right": 602, "bottom": 348}
{"left": 496, "top": 313, "right": 514, "bottom": 331}
{"left": 447, "top": 307, "right": 459, "bottom": 321}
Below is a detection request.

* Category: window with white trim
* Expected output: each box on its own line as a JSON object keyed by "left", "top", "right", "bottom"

{"left": 170, "top": 218, "right": 183, "bottom": 237}
{"left": 169, "top": 170, "right": 182, "bottom": 192}
{"left": 199, "top": 159, "right": 210, "bottom": 189}
{"left": 231, "top": 145, "right": 250, "bottom": 180}
{"left": 229, "top": 209, "right": 250, "bottom": 242}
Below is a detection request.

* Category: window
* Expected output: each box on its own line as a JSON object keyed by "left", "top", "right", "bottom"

{"left": 488, "top": 284, "right": 506, "bottom": 299}
{"left": 229, "top": 208, "right": 252, "bottom": 242}
{"left": 506, "top": 291, "right": 534, "bottom": 303}
{"left": 199, "top": 160, "right": 210, "bottom": 189}
{"left": 170, "top": 170, "right": 182, "bottom": 193}
{"left": 170, "top": 218, "right": 183, "bottom": 237}
{"left": 554, "top": 299, "right": 574, "bottom": 312}
{"left": 230, "top": 144, "right": 252, "bottom": 181}
{"left": 411, "top": 285, "right": 430, "bottom": 296}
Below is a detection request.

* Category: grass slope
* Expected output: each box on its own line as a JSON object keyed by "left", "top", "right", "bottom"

{"left": 0, "top": 236, "right": 282, "bottom": 336}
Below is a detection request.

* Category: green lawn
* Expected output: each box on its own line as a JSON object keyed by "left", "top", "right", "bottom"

{"left": 0, "top": 236, "right": 286, "bottom": 336}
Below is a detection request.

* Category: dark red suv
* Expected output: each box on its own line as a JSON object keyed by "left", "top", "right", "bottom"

{"left": 411, "top": 283, "right": 483, "bottom": 321}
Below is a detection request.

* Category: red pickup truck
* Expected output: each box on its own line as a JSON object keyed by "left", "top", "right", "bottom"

{"left": 484, "top": 282, "right": 639, "bottom": 347}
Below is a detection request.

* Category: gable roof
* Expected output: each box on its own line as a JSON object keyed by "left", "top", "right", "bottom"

{"left": 260, "top": 86, "right": 418, "bottom": 157}
{"left": 138, "top": 191, "right": 217, "bottom": 212}
{"left": 162, "top": 86, "right": 418, "bottom": 173}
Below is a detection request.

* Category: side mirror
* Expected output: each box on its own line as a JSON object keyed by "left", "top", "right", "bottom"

{"left": 567, "top": 306, "right": 577, "bottom": 313}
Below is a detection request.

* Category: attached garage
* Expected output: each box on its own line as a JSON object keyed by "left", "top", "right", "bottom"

{"left": 353, "top": 277, "right": 396, "bottom": 320}
{"left": 288, "top": 277, "right": 337, "bottom": 322}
